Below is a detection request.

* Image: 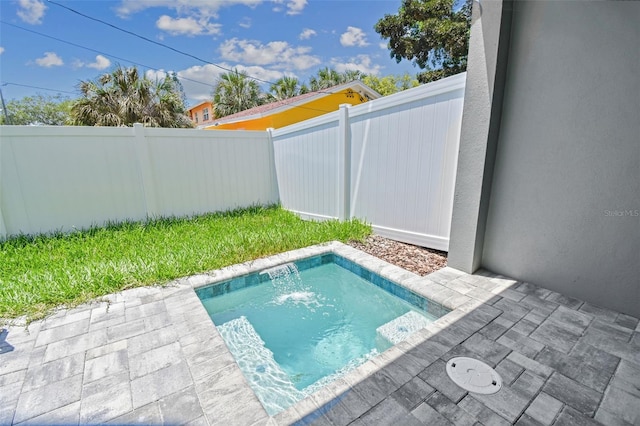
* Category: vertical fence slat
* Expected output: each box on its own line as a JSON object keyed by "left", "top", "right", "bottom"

{"left": 0, "top": 135, "right": 5, "bottom": 239}
{"left": 338, "top": 104, "right": 352, "bottom": 221}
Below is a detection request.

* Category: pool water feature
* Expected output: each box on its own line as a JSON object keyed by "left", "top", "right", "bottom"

{"left": 196, "top": 254, "right": 449, "bottom": 416}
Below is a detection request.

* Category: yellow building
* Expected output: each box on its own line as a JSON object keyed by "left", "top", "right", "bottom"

{"left": 187, "top": 101, "right": 215, "bottom": 128}
{"left": 206, "top": 81, "right": 380, "bottom": 131}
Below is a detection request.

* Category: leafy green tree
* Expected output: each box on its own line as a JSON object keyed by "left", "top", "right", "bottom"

{"left": 362, "top": 73, "right": 420, "bottom": 96}
{"left": 0, "top": 93, "right": 73, "bottom": 125}
{"left": 70, "top": 65, "right": 193, "bottom": 128}
{"left": 375, "top": 0, "right": 472, "bottom": 83}
{"left": 212, "top": 69, "right": 263, "bottom": 118}
{"left": 268, "top": 76, "right": 304, "bottom": 101}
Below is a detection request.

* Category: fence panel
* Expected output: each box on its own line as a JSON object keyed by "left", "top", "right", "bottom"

{"left": 271, "top": 113, "right": 342, "bottom": 221}
{"left": 0, "top": 126, "right": 145, "bottom": 237}
{"left": 143, "top": 128, "right": 278, "bottom": 218}
{"left": 0, "top": 126, "right": 277, "bottom": 238}
{"left": 349, "top": 75, "right": 466, "bottom": 250}
{"left": 271, "top": 73, "right": 466, "bottom": 250}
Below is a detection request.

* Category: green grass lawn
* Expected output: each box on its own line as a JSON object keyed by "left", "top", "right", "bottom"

{"left": 0, "top": 205, "right": 371, "bottom": 321}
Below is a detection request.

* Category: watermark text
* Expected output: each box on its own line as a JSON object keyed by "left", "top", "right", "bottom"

{"left": 604, "top": 209, "right": 639, "bottom": 217}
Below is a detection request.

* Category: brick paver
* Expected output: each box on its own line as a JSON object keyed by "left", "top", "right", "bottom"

{"left": 1, "top": 241, "right": 638, "bottom": 425}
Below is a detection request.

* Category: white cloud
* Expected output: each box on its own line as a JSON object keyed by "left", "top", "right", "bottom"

{"left": 219, "top": 38, "right": 320, "bottom": 71}
{"left": 0, "top": 47, "right": 4, "bottom": 55}
{"left": 146, "top": 64, "right": 286, "bottom": 104}
{"left": 116, "top": 0, "right": 262, "bottom": 19}
{"left": 299, "top": 28, "right": 316, "bottom": 40}
{"left": 87, "top": 55, "right": 111, "bottom": 70}
{"left": 35, "top": 52, "right": 63, "bottom": 68}
{"left": 72, "top": 55, "right": 111, "bottom": 70}
{"left": 234, "top": 64, "right": 286, "bottom": 83}
{"left": 146, "top": 69, "right": 179, "bottom": 85}
{"left": 147, "top": 66, "right": 219, "bottom": 103}
{"left": 286, "top": 0, "right": 306, "bottom": 15}
{"left": 238, "top": 17, "right": 252, "bottom": 28}
{"left": 17, "top": 0, "right": 47, "bottom": 25}
{"left": 156, "top": 15, "right": 221, "bottom": 36}
{"left": 331, "top": 55, "right": 381, "bottom": 75}
{"left": 116, "top": 0, "right": 304, "bottom": 27}
{"left": 340, "top": 26, "right": 369, "bottom": 47}
{"left": 272, "top": 0, "right": 306, "bottom": 15}
{"left": 379, "top": 42, "right": 388, "bottom": 50}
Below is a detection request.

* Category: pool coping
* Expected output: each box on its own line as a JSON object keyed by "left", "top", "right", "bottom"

{"left": 183, "top": 240, "right": 481, "bottom": 423}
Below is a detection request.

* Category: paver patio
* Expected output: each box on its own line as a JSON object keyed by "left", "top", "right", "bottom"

{"left": 1, "top": 242, "right": 638, "bottom": 425}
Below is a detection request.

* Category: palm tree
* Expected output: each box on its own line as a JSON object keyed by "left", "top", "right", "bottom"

{"left": 308, "top": 67, "right": 343, "bottom": 91}
{"left": 342, "top": 70, "right": 366, "bottom": 82}
{"left": 70, "top": 66, "right": 192, "bottom": 128}
{"left": 212, "top": 70, "right": 263, "bottom": 118}
{"left": 268, "top": 76, "right": 303, "bottom": 101}
{"left": 308, "top": 67, "right": 365, "bottom": 91}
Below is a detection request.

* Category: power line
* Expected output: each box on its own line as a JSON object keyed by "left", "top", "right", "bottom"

{"left": 1, "top": 20, "right": 335, "bottom": 114}
{"left": 0, "top": 19, "right": 336, "bottom": 113}
{"left": 46, "top": 0, "right": 268, "bottom": 83}
{"left": 1, "top": 82, "right": 77, "bottom": 95}
{"left": 44, "top": 0, "right": 341, "bottom": 96}
{"left": 0, "top": 21, "right": 216, "bottom": 90}
{"left": 5, "top": 2, "right": 360, "bottom": 115}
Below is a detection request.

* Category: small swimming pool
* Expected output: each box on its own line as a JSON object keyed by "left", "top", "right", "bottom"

{"left": 196, "top": 253, "right": 449, "bottom": 415}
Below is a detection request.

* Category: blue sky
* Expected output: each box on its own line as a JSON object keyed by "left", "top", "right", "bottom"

{"left": 0, "top": 0, "right": 420, "bottom": 106}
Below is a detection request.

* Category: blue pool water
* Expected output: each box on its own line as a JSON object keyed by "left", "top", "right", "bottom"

{"left": 196, "top": 254, "right": 448, "bottom": 415}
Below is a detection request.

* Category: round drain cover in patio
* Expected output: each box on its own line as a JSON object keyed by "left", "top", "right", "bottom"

{"left": 445, "top": 357, "right": 502, "bottom": 394}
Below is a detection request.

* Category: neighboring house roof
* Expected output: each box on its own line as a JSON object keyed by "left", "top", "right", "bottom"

{"left": 215, "top": 91, "right": 320, "bottom": 122}
{"left": 206, "top": 80, "right": 380, "bottom": 130}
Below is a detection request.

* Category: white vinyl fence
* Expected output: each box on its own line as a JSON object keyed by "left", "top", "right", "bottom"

{"left": 1, "top": 73, "right": 465, "bottom": 250}
{"left": 272, "top": 73, "right": 466, "bottom": 251}
{"left": 0, "top": 125, "right": 278, "bottom": 238}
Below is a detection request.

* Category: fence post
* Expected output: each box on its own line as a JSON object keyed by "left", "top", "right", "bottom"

{"left": 338, "top": 104, "right": 352, "bottom": 221}
{"left": 0, "top": 207, "right": 6, "bottom": 240}
{"left": 0, "top": 136, "right": 7, "bottom": 239}
{"left": 0, "top": 182, "right": 5, "bottom": 239}
{"left": 0, "top": 138, "right": 9, "bottom": 241}
{"left": 133, "top": 123, "right": 159, "bottom": 219}
{"left": 266, "top": 128, "right": 281, "bottom": 203}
